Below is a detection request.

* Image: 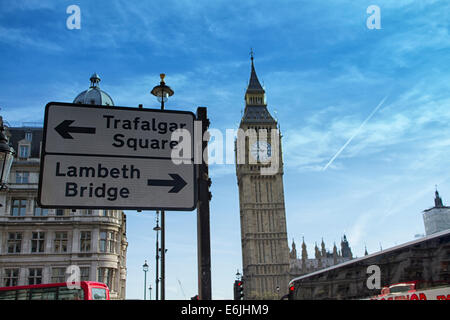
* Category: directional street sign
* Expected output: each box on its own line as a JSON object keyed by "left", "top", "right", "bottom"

{"left": 38, "top": 102, "right": 197, "bottom": 210}
{"left": 43, "top": 102, "right": 194, "bottom": 158}
{"left": 40, "top": 155, "right": 195, "bottom": 209}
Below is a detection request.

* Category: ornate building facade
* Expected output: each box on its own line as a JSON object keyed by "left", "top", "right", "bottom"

{"left": 235, "top": 56, "right": 290, "bottom": 300}
{"left": 0, "top": 74, "right": 128, "bottom": 299}
{"left": 289, "top": 236, "right": 353, "bottom": 277}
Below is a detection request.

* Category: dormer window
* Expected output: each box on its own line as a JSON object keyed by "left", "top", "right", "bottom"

{"left": 25, "top": 132, "right": 32, "bottom": 141}
{"left": 19, "top": 145, "right": 30, "bottom": 159}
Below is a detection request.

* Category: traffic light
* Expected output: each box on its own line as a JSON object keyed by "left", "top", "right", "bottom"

{"left": 233, "top": 280, "right": 239, "bottom": 300}
{"left": 237, "top": 280, "right": 244, "bottom": 300}
{"left": 233, "top": 279, "right": 245, "bottom": 300}
{"left": 288, "top": 284, "right": 295, "bottom": 300}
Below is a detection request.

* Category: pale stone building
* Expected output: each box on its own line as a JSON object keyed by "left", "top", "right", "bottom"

{"left": 0, "top": 74, "right": 128, "bottom": 299}
{"left": 422, "top": 189, "right": 450, "bottom": 236}
{"left": 235, "top": 55, "right": 290, "bottom": 300}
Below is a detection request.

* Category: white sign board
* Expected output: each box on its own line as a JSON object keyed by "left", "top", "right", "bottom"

{"left": 38, "top": 102, "right": 197, "bottom": 210}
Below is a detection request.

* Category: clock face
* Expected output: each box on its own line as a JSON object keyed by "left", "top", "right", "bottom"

{"left": 251, "top": 141, "right": 272, "bottom": 162}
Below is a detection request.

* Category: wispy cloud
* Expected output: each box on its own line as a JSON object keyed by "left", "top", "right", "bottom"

{"left": 322, "top": 96, "right": 388, "bottom": 171}
{"left": 0, "top": 26, "right": 63, "bottom": 52}
{"left": 0, "top": 1, "right": 56, "bottom": 12}
{"left": 283, "top": 68, "right": 450, "bottom": 173}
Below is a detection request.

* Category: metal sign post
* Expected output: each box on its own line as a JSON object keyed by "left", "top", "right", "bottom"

{"left": 196, "top": 107, "right": 212, "bottom": 300}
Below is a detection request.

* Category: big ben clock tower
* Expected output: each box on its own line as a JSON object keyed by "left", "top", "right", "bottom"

{"left": 235, "top": 54, "right": 290, "bottom": 299}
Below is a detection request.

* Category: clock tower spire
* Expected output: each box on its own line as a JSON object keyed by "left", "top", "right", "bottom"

{"left": 235, "top": 53, "right": 290, "bottom": 300}
{"left": 240, "top": 52, "right": 275, "bottom": 126}
{"left": 245, "top": 49, "right": 266, "bottom": 106}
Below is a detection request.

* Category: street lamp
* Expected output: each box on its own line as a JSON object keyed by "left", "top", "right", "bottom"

{"left": 149, "top": 285, "right": 152, "bottom": 300}
{"left": 153, "top": 211, "right": 161, "bottom": 300}
{"left": 150, "top": 73, "right": 174, "bottom": 111}
{"left": 142, "top": 260, "right": 149, "bottom": 300}
{"left": 151, "top": 74, "right": 174, "bottom": 300}
{"left": 0, "top": 117, "right": 14, "bottom": 190}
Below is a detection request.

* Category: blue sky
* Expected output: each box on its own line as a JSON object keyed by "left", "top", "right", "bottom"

{"left": 1, "top": 0, "right": 450, "bottom": 299}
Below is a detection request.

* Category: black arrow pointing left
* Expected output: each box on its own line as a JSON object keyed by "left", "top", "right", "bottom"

{"left": 55, "top": 120, "right": 96, "bottom": 139}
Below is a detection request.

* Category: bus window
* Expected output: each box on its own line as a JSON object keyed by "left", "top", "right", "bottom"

{"left": 17, "top": 290, "right": 29, "bottom": 300}
{"left": 389, "top": 285, "right": 413, "bottom": 294}
{"left": 91, "top": 287, "right": 107, "bottom": 300}
{"left": 58, "top": 287, "right": 84, "bottom": 300}
{"left": 30, "top": 287, "right": 57, "bottom": 300}
{"left": 383, "top": 282, "right": 416, "bottom": 294}
{"left": 0, "top": 290, "right": 17, "bottom": 300}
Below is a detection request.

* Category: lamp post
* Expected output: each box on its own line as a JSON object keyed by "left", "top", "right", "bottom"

{"left": 142, "top": 260, "right": 149, "bottom": 300}
{"left": 0, "top": 117, "right": 14, "bottom": 191}
{"left": 151, "top": 74, "right": 174, "bottom": 301}
{"left": 150, "top": 73, "right": 174, "bottom": 111}
{"left": 149, "top": 285, "right": 152, "bottom": 300}
{"left": 153, "top": 211, "right": 161, "bottom": 300}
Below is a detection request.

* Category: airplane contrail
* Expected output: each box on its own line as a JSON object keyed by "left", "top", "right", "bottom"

{"left": 322, "top": 95, "right": 388, "bottom": 171}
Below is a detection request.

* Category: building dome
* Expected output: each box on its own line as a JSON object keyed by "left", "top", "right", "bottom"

{"left": 73, "top": 73, "right": 114, "bottom": 106}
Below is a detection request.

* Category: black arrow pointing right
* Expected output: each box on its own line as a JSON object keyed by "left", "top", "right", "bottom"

{"left": 55, "top": 120, "right": 96, "bottom": 139}
{"left": 147, "top": 174, "right": 187, "bottom": 193}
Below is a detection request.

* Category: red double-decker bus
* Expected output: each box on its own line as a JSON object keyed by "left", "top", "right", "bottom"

{"left": 0, "top": 281, "right": 109, "bottom": 300}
